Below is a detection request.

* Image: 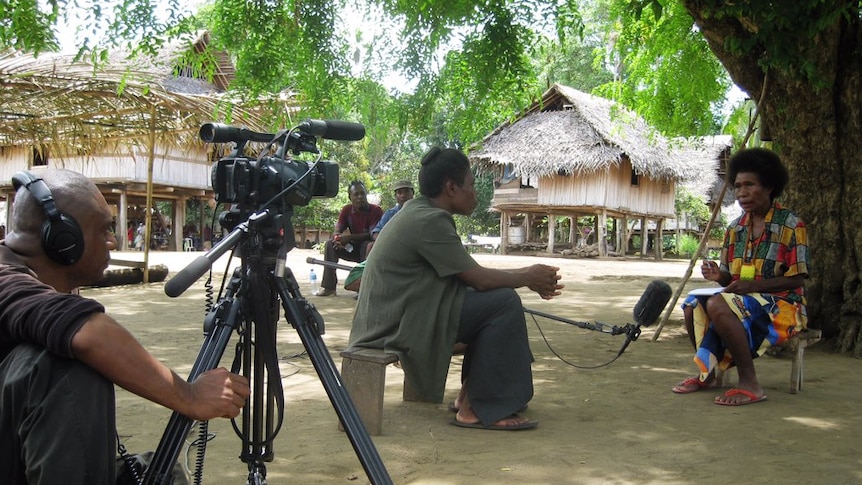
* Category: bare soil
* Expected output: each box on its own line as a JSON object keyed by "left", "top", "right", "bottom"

{"left": 88, "top": 249, "right": 860, "bottom": 485}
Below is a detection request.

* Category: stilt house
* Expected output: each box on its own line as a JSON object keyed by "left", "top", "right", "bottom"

{"left": 470, "top": 84, "right": 703, "bottom": 259}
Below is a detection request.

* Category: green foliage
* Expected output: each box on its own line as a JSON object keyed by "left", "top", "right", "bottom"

{"left": 690, "top": 0, "right": 855, "bottom": 88}
{"left": 454, "top": 171, "right": 499, "bottom": 238}
{"left": 413, "top": 47, "right": 541, "bottom": 146}
{"left": 379, "top": 0, "right": 580, "bottom": 145}
{"left": 599, "top": 0, "right": 730, "bottom": 137}
{"left": 0, "top": 0, "right": 60, "bottom": 53}
{"left": 674, "top": 233, "right": 700, "bottom": 258}
{"left": 674, "top": 186, "right": 725, "bottom": 240}
{"left": 201, "top": 0, "right": 349, "bottom": 109}
{"left": 531, "top": 35, "right": 614, "bottom": 92}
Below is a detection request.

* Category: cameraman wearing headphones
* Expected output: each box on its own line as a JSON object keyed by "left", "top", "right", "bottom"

{"left": 0, "top": 168, "right": 250, "bottom": 484}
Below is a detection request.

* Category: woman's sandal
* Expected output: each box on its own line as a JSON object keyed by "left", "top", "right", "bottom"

{"left": 672, "top": 376, "right": 716, "bottom": 394}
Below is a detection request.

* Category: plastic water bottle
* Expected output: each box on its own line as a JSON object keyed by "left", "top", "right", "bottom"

{"left": 309, "top": 269, "right": 319, "bottom": 295}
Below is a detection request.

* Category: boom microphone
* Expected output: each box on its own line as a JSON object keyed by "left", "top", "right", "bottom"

{"left": 297, "top": 119, "right": 366, "bottom": 141}
{"left": 617, "top": 279, "right": 673, "bottom": 356}
{"left": 633, "top": 279, "right": 673, "bottom": 327}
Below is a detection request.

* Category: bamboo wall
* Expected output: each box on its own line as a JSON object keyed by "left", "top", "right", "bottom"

{"left": 536, "top": 159, "right": 675, "bottom": 218}
{"left": 0, "top": 143, "right": 212, "bottom": 190}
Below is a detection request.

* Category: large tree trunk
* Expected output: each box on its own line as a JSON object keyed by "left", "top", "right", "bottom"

{"left": 684, "top": 3, "right": 862, "bottom": 356}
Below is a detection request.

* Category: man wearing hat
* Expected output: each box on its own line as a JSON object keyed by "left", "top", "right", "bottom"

{"left": 371, "top": 179, "right": 415, "bottom": 243}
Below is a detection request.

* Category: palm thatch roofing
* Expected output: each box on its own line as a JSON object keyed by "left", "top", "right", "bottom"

{"left": 674, "top": 134, "right": 734, "bottom": 203}
{"left": 470, "top": 84, "right": 699, "bottom": 181}
{"left": 0, "top": 32, "right": 270, "bottom": 153}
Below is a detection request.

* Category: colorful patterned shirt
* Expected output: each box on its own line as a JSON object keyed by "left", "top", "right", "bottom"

{"left": 720, "top": 201, "right": 808, "bottom": 305}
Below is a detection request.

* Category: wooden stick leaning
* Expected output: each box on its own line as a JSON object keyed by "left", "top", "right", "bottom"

{"left": 651, "top": 72, "right": 770, "bottom": 340}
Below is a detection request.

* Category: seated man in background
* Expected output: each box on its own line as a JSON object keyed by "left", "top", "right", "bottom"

{"left": 318, "top": 180, "right": 382, "bottom": 296}
{"left": 344, "top": 179, "right": 415, "bottom": 292}
{"left": 367, "top": 179, "right": 414, "bottom": 254}
{"left": 349, "top": 147, "right": 563, "bottom": 430}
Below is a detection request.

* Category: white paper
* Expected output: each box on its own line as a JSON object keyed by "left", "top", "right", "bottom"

{"left": 688, "top": 287, "right": 724, "bottom": 296}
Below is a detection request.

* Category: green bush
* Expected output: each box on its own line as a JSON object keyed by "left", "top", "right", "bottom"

{"left": 675, "top": 234, "right": 701, "bottom": 258}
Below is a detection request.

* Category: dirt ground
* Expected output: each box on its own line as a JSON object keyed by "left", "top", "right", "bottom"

{"left": 88, "top": 249, "right": 861, "bottom": 485}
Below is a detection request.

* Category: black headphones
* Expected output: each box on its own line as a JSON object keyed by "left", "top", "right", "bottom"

{"left": 11, "top": 171, "right": 85, "bottom": 265}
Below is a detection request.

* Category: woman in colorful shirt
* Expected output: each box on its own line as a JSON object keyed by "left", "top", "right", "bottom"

{"left": 672, "top": 148, "right": 809, "bottom": 405}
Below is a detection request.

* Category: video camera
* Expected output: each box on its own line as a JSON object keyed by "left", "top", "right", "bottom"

{"left": 201, "top": 119, "right": 365, "bottom": 232}
{"left": 200, "top": 119, "right": 365, "bottom": 257}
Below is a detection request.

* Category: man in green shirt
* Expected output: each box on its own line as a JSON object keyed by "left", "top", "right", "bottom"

{"left": 349, "top": 147, "right": 563, "bottom": 430}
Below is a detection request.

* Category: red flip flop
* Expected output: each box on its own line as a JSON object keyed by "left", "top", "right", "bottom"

{"left": 672, "top": 376, "right": 715, "bottom": 394}
{"left": 714, "top": 388, "right": 768, "bottom": 406}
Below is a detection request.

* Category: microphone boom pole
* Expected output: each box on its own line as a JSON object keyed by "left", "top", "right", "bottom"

{"left": 523, "top": 307, "right": 630, "bottom": 336}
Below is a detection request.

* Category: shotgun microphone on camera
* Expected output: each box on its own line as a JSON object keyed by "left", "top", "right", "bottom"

{"left": 199, "top": 123, "right": 276, "bottom": 144}
{"left": 296, "top": 119, "right": 366, "bottom": 141}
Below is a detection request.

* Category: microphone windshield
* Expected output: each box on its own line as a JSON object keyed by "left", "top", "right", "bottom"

{"left": 633, "top": 280, "right": 673, "bottom": 326}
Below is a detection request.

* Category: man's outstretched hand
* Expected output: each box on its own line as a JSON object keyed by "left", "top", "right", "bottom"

{"left": 525, "top": 264, "right": 564, "bottom": 300}
{"left": 186, "top": 367, "right": 251, "bottom": 420}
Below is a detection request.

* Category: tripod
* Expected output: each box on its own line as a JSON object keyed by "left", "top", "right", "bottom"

{"left": 142, "top": 210, "right": 393, "bottom": 485}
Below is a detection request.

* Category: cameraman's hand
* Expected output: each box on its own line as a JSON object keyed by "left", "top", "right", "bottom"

{"left": 186, "top": 368, "right": 250, "bottom": 420}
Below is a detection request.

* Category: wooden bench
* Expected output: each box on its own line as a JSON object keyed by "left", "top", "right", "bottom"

{"left": 338, "top": 348, "right": 422, "bottom": 435}
{"left": 716, "top": 328, "right": 822, "bottom": 393}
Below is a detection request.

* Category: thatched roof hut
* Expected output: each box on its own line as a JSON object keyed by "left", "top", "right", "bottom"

{"left": 472, "top": 84, "right": 696, "bottom": 182}
{"left": 0, "top": 32, "right": 278, "bottom": 263}
{"left": 0, "top": 32, "right": 253, "bottom": 151}
{"left": 470, "top": 84, "right": 718, "bottom": 259}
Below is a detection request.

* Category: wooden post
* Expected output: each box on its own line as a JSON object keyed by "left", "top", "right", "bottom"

{"left": 639, "top": 217, "right": 647, "bottom": 258}
{"left": 143, "top": 106, "right": 156, "bottom": 284}
{"left": 598, "top": 210, "right": 608, "bottom": 257}
{"left": 118, "top": 190, "right": 129, "bottom": 251}
{"left": 655, "top": 217, "right": 664, "bottom": 261}
{"left": 501, "top": 212, "right": 509, "bottom": 255}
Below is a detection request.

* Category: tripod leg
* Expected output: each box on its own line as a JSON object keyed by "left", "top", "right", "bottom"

{"left": 237, "top": 269, "right": 283, "bottom": 472}
{"left": 273, "top": 272, "right": 393, "bottom": 485}
{"left": 144, "top": 270, "right": 245, "bottom": 485}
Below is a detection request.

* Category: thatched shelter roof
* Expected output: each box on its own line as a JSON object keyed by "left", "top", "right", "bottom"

{"left": 470, "top": 84, "right": 698, "bottom": 181}
{"left": 0, "top": 32, "right": 268, "bottom": 153}
{"left": 674, "top": 135, "right": 734, "bottom": 202}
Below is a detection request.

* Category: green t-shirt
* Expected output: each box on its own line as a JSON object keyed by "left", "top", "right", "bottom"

{"left": 348, "top": 196, "right": 478, "bottom": 402}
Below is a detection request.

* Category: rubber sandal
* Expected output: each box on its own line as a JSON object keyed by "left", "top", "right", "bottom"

{"left": 448, "top": 402, "right": 528, "bottom": 413}
{"left": 672, "top": 376, "right": 715, "bottom": 394}
{"left": 449, "top": 416, "right": 537, "bottom": 431}
{"left": 714, "top": 388, "right": 767, "bottom": 406}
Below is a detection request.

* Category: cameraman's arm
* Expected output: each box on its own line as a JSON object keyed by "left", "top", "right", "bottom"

{"left": 71, "top": 312, "right": 249, "bottom": 420}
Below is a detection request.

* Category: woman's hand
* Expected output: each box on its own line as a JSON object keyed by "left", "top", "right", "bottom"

{"left": 701, "top": 260, "right": 722, "bottom": 283}
{"left": 723, "top": 280, "right": 757, "bottom": 295}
